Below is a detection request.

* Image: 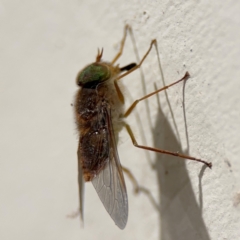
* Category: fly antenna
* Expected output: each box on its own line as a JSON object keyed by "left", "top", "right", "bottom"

{"left": 96, "top": 48, "right": 104, "bottom": 62}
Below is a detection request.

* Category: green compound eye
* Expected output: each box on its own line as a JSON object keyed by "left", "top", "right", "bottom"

{"left": 77, "top": 63, "right": 111, "bottom": 87}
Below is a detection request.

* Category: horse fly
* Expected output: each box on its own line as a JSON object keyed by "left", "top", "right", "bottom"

{"left": 74, "top": 25, "right": 212, "bottom": 229}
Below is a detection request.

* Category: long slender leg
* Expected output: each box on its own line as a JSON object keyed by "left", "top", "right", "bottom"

{"left": 122, "top": 165, "right": 159, "bottom": 210}
{"left": 77, "top": 144, "right": 85, "bottom": 224}
{"left": 111, "top": 25, "right": 130, "bottom": 65}
{"left": 67, "top": 144, "right": 85, "bottom": 225}
{"left": 114, "top": 81, "right": 125, "bottom": 103}
{"left": 124, "top": 123, "right": 212, "bottom": 168}
{"left": 124, "top": 72, "right": 190, "bottom": 117}
{"left": 115, "top": 39, "right": 157, "bottom": 81}
{"left": 122, "top": 166, "right": 139, "bottom": 193}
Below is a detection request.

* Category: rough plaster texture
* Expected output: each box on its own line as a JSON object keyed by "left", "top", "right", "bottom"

{"left": 1, "top": 1, "right": 240, "bottom": 240}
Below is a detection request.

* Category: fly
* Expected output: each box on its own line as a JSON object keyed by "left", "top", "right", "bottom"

{"left": 74, "top": 25, "right": 212, "bottom": 229}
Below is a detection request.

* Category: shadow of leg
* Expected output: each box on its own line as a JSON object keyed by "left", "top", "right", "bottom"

{"left": 154, "top": 107, "right": 211, "bottom": 240}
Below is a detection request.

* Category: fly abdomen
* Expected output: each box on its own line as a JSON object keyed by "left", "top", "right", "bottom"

{"left": 79, "top": 127, "right": 109, "bottom": 181}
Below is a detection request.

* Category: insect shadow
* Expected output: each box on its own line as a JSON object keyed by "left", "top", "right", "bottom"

{"left": 154, "top": 96, "right": 211, "bottom": 240}
{"left": 130, "top": 29, "right": 211, "bottom": 239}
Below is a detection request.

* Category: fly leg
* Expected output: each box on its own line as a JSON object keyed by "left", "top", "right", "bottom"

{"left": 115, "top": 39, "right": 157, "bottom": 81}
{"left": 124, "top": 72, "right": 190, "bottom": 117}
{"left": 122, "top": 165, "right": 159, "bottom": 210}
{"left": 122, "top": 71, "right": 212, "bottom": 168}
{"left": 78, "top": 143, "right": 85, "bottom": 224}
{"left": 123, "top": 121, "right": 212, "bottom": 168}
{"left": 67, "top": 143, "right": 85, "bottom": 226}
{"left": 111, "top": 25, "right": 131, "bottom": 64}
{"left": 122, "top": 166, "right": 139, "bottom": 194}
{"left": 113, "top": 37, "right": 157, "bottom": 103}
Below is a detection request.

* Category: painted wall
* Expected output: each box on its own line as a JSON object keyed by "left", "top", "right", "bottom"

{"left": 1, "top": 1, "right": 240, "bottom": 239}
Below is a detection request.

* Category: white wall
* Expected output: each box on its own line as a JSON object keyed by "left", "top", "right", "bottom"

{"left": 1, "top": 1, "right": 240, "bottom": 239}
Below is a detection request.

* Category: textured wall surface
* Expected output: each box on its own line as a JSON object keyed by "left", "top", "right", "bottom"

{"left": 1, "top": 1, "right": 240, "bottom": 239}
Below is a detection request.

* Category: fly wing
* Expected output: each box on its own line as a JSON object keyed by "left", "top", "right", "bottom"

{"left": 92, "top": 107, "right": 128, "bottom": 229}
{"left": 77, "top": 144, "right": 85, "bottom": 225}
